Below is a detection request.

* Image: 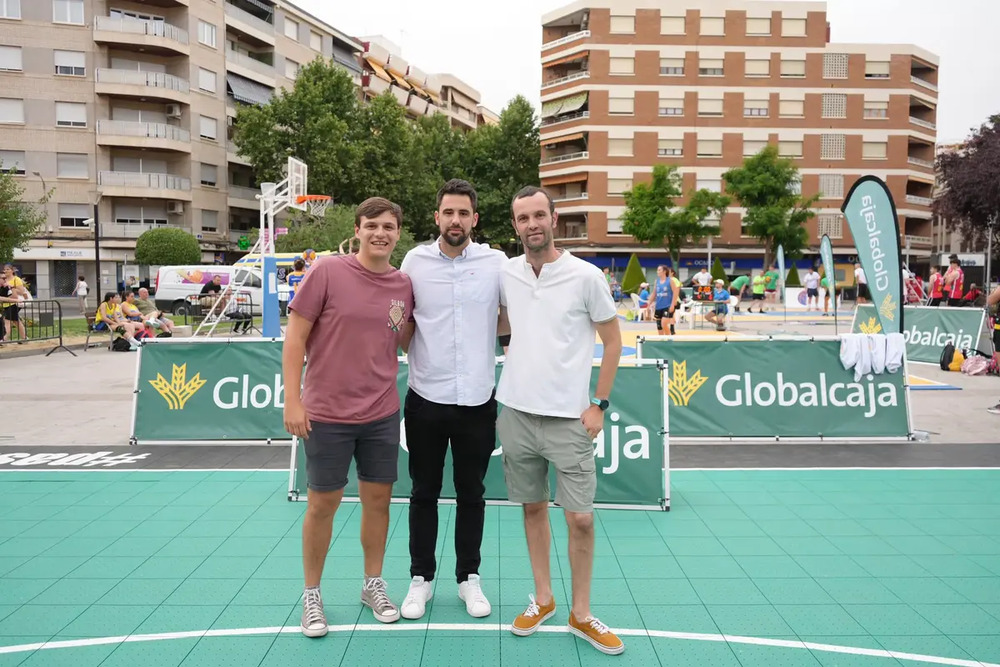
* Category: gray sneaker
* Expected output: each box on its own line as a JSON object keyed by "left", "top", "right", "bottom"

{"left": 361, "top": 576, "right": 400, "bottom": 623}
{"left": 301, "top": 587, "right": 328, "bottom": 637}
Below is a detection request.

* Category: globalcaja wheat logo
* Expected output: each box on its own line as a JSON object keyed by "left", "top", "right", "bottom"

{"left": 150, "top": 363, "right": 207, "bottom": 410}
{"left": 859, "top": 317, "right": 882, "bottom": 334}
{"left": 668, "top": 360, "right": 708, "bottom": 406}
{"left": 879, "top": 293, "right": 897, "bottom": 323}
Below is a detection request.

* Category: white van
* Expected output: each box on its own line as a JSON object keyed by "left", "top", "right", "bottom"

{"left": 152, "top": 265, "right": 289, "bottom": 316}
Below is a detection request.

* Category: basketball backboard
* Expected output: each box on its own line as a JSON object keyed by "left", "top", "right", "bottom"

{"left": 287, "top": 157, "right": 308, "bottom": 211}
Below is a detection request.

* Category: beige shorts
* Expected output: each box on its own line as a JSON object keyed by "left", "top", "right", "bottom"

{"left": 497, "top": 405, "right": 596, "bottom": 513}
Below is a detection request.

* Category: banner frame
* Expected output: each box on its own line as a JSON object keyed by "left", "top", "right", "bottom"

{"left": 848, "top": 305, "right": 992, "bottom": 366}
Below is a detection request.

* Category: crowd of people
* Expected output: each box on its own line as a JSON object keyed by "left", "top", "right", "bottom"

{"left": 92, "top": 287, "right": 175, "bottom": 350}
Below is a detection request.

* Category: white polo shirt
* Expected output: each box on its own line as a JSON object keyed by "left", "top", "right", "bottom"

{"left": 401, "top": 239, "right": 506, "bottom": 406}
{"left": 496, "top": 251, "right": 618, "bottom": 419}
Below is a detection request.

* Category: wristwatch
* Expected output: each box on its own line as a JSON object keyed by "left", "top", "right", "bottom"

{"left": 590, "top": 398, "right": 610, "bottom": 411}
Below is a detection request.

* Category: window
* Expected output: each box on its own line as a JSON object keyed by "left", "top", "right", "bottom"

{"left": 700, "top": 16, "right": 724, "bottom": 36}
{"left": 745, "top": 58, "right": 769, "bottom": 77}
{"left": 659, "top": 58, "right": 684, "bottom": 76}
{"left": 746, "top": 17, "right": 770, "bottom": 35}
{"left": 608, "top": 96, "right": 633, "bottom": 115}
{"left": 59, "top": 203, "right": 89, "bottom": 228}
{"left": 285, "top": 58, "right": 298, "bottom": 79}
{"left": 658, "top": 139, "right": 682, "bottom": 156}
{"left": 199, "top": 115, "right": 217, "bottom": 140}
{"left": 53, "top": 0, "right": 83, "bottom": 24}
{"left": 55, "top": 101, "right": 86, "bottom": 127}
{"left": 54, "top": 50, "right": 84, "bottom": 76}
{"left": 200, "top": 163, "right": 217, "bottom": 186}
{"left": 659, "top": 98, "right": 683, "bottom": 116}
{"left": 780, "top": 59, "right": 806, "bottom": 77}
{"left": 310, "top": 30, "right": 322, "bottom": 51}
{"left": 56, "top": 153, "right": 88, "bottom": 178}
{"left": 609, "top": 15, "right": 634, "bottom": 33}
{"left": 778, "top": 141, "right": 803, "bottom": 157}
{"left": 607, "top": 218, "right": 624, "bottom": 234}
{"left": 283, "top": 17, "right": 298, "bottom": 40}
{"left": 699, "top": 58, "right": 723, "bottom": 76}
{"left": 865, "top": 60, "right": 890, "bottom": 79}
{"left": 0, "top": 98, "right": 23, "bottom": 123}
{"left": 743, "top": 140, "right": 767, "bottom": 157}
{"left": 823, "top": 53, "right": 848, "bottom": 79}
{"left": 660, "top": 15, "right": 684, "bottom": 34}
{"left": 697, "top": 96, "right": 723, "bottom": 116}
{"left": 198, "top": 21, "right": 216, "bottom": 48}
{"left": 608, "top": 139, "right": 633, "bottom": 156}
{"left": 863, "top": 142, "right": 887, "bottom": 160}
{"left": 696, "top": 178, "right": 722, "bottom": 192}
{"left": 609, "top": 57, "right": 633, "bottom": 75}
{"left": 198, "top": 67, "right": 216, "bottom": 93}
{"left": 0, "top": 150, "right": 25, "bottom": 174}
{"left": 0, "top": 45, "right": 21, "bottom": 71}
{"left": 0, "top": 0, "right": 20, "bottom": 19}
{"left": 744, "top": 96, "right": 768, "bottom": 117}
{"left": 201, "top": 210, "right": 218, "bottom": 232}
{"left": 697, "top": 139, "right": 722, "bottom": 157}
{"left": 819, "top": 174, "right": 844, "bottom": 199}
{"left": 779, "top": 99, "right": 804, "bottom": 117}
{"left": 781, "top": 18, "right": 807, "bottom": 37}
{"left": 820, "top": 134, "right": 846, "bottom": 160}
{"left": 608, "top": 179, "right": 631, "bottom": 195}
{"left": 864, "top": 100, "right": 889, "bottom": 118}
{"left": 818, "top": 214, "right": 843, "bottom": 239}
{"left": 822, "top": 93, "right": 847, "bottom": 118}
{"left": 114, "top": 202, "right": 168, "bottom": 225}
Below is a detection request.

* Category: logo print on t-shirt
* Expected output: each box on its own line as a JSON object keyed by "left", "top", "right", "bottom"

{"left": 388, "top": 299, "right": 406, "bottom": 332}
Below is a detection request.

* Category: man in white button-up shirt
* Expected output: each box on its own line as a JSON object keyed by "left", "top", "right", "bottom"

{"left": 397, "top": 179, "right": 507, "bottom": 621}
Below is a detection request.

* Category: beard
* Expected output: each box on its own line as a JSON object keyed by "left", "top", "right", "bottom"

{"left": 442, "top": 228, "right": 469, "bottom": 247}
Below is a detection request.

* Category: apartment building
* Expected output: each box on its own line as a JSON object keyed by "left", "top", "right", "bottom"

{"left": 538, "top": 0, "right": 940, "bottom": 275}
{"left": 0, "top": 0, "right": 493, "bottom": 301}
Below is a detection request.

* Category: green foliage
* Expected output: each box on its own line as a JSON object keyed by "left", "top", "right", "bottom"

{"left": 934, "top": 114, "right": 1000, "bottom": 248}
{"left": 0, "top": 170, "right": 48, "bottom": 264}
{"left": 722, "top": 146, "right": 818, "bottom": 266}
{"left": 710, "top": 257, "right": 727, "bottom": 282}
{"left": 621, "top": 164, "right": 730, "bottom": 268}
{"left": 621, "top": 253, "right": 645, "bottom": 295}
{"left": 135, "top": 227, "right": 202, "bottom": 265}
{"left": 785, "top": 264, "right": 801, "bottom": 287}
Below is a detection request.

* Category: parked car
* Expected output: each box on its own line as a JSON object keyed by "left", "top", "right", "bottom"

{"left": 152, "top": 265, "right": 290, "bottom": 316}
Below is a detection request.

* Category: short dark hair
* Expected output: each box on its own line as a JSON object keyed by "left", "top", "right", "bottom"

{"left": 510, "top": 186, "right": 554, "bottom": 218}
{"left": 293, "top": 258, "right": 305, "bottom": 271}
{"left": 103, "top": 292, "right": 116, "bottom": 303}
{"left": 437, "top": 179, "right": 477, "bottom": 211}
{"left": 355, "top": 197, "right": 403, "bottom": 228}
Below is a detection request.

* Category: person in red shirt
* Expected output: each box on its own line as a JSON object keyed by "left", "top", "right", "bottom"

{"left": 283, "top": 197, "right": 414, "bottom": 636}
{"left": 928, "top": 266, "right": 944, "bottom": 306}
{"left": 944, "top": 257, "right": 965, "bottom": 307}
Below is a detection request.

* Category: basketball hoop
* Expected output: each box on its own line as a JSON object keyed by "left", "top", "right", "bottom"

{"left": 295, "top": 195, "right": 331, "bottom": 218}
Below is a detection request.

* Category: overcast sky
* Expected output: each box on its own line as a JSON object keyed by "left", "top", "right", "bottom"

{"left": 294, "top": 0, "right": 998, "bottom": 144}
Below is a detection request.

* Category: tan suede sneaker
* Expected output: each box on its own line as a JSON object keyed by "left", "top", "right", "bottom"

{"left": 510, "top": 595, "right": 556, "bottom": 636}
{"left": 568, "top": 612, "right": 625, "bottom": 655}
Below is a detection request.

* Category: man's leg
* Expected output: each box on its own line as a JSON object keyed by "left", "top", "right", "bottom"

{"left": 303, "top": 488, "right": 344, "bottom": 587}
{"left": 358, "top": 480, "right": 392, "bottom": 578}
{"left": 565, "top": 510, "right": 594, "bottom": 620}
{"left": 523, "top": 501, "right": 553, "bottom": 604}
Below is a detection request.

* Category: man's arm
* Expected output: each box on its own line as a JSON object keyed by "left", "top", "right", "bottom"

{"left": 987, "top": 286, "right": 1000, "bottom": 307}
{"left": 400, "top": 321, "right": 415, "bottom": 354}
{"left": 497, "top": 305, "right": 510, "bottom": 336}
{"left": 593, "top": 317, "right": 622, "bottom": 400}
{"left": 282, "top": 311, "right": 315, "bottom": 438}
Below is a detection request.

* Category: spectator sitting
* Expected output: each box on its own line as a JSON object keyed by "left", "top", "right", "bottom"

{"left": 134, "top": 287, "right": 175, "bottom": 335}
{"left": 704, "top": 279, "right": 731, "bottom": 331}
{"left": 962, "top": 284, "right": 984, "bottom": 307}
{"left": 217, "top": 291, "right": 253, "bottom": 335}
{"left": 94, "top": 292, "right": 142, "bottom": 350}
{"left": 637, "top": 282, "right": 651, "bottom": 320}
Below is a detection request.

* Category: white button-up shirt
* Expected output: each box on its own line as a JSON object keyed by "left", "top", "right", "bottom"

{"left": 401, "top": 239, "right": 506, "bottom": 406}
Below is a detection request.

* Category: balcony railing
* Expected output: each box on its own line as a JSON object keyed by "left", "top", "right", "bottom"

{"left": 97, "top": 120, "right": 190, "bottom": 142}
{"left": 94, "top": 16, "right": 189, "bottom": 44}
{"left": 553, "top": 193, "right": 589, "bottom": 202}
{"left": 904, "top": 234, "right": 932, "bottom": 245}
{"left": 96, "top": 68, "right": 190, "bottom": 93}
{"left": 542, "top": 30, "right": 590, "bottom": 50}
{"left": 541, "top": 71, "right": 589, "bottom": 89}
{"left": 909, "top": 116, "right": 937, "bottom": 131}
{"left": 224, "top": 2, "right": 274, "bottom": 35}
{"left": 541, "top": 111, "right": 589, "bottom": 127}
{"left": 905, "top": 194, "right": 933, "bottom": 207}
{"left": 101, "top": 222, "right": 172, "bottom": 238}
{"left": 541, "top": 151, "right": 589, "bottom": 165}
{"left": 910, "top": 75, "right": 938, "bottom": 92}
{"left": 98, "top": 171, "right": 192, "bottom": 190}
{"left": 226, "top": 48, "right": 275, "bottom": 77}
{"left": 228, "top": 185, "right": 259, "bottom": 202}
{"left": 908, "top": 156, "right": 934, "bottom": 168}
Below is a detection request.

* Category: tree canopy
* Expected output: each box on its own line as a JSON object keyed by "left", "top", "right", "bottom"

{"left": 0, "top": 170, "right": 48, "bottom": 264}
{"left": 934, "top": 114, "right": 1000, "bottom": 248}
{"left": 135, "top": 227, "right": 202, "bottom": 265}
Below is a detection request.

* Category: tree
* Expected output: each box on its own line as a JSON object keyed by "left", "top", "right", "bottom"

{"left": 722, "top": 146, "right": 818, "bottom": 267}
{"left": 135, "top": 227, "right": 201, "bottom": 265}
{"left": 621, "top": 253, "right": 645, "bottom": 295}
{"left": 934, "top": 114, "right": 1000, "bottom": 249}
{"left": 621, "top": 164, "right": 730, "bottom": 268}
{"left": 710, "top": 257, "right": 727, "bottom": 282}
{"left": 0, "top": 170, "right": 48, "bottom": 264}
{"left": 785, "top": 264, "right": 801, "bottom": 287}
{"left": 406, "top": 114, "right": 467, "bottom": 242}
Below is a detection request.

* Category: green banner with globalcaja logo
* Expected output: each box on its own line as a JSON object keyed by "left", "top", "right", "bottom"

{"left": 132, "top": 340, "right": 670, "bottom": 510}
{"left": 636, "top": 336, "right": 912, "bottom": 441}
{"left": 851, "top": 304, "right": 991, "bottom": 364}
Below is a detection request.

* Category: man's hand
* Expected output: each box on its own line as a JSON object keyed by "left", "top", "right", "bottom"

{"left": 284, "top": 401, "right": 311, "bottom": 438}
{"left": 580, "top": 405, "right": 605, "bottom": 439}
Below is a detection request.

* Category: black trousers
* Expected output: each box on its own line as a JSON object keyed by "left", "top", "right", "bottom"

{"left": 404, "top": 388, "right": 496, "bottom": 583}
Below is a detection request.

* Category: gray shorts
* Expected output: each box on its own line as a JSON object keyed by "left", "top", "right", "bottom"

{"left": 303, "top": 411, "right": 400, "bottom": 492}
{"left": 497, "top": 406, "right": 596, "bottom": 513}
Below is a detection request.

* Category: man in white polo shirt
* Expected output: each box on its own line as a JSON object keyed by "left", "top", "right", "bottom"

{"left": 498, "top": 186, "right": 625, "bottom": 655}
{"left": 398, "top": 179, "right": 507, "bottom": 621}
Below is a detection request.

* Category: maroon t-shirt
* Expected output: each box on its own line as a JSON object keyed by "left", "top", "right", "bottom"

{"left": 289, "top": 254, "right": 413, "bottom": 425}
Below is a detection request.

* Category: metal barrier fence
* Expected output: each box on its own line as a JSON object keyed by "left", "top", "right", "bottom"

{"left": 0, "top": 299, "right": 75, "bottom": 356}
{"left": 179, "top": 291, "right": 259, "bottom": 335}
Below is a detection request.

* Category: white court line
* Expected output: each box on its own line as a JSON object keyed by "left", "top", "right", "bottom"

{"left": 2, "top": 466, "right": 1000, "bottom": 474}
{"left": 0, "top": 623, "right": 996, "bottom": 666}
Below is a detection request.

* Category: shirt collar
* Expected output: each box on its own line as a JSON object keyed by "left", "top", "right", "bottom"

{"left": 433, "top": 237, "right": 473, "bottom": 260}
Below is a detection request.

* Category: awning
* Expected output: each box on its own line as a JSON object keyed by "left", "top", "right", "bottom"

{"left": 545, "top": 51, "right": 588, "bottom": 68}
{"left": 365, "top": 60, "right": 391, "bottom": 82}
{"left": 541, "top": 132, "right": 585, "bottom": 147}
{"left": 331, "top": 49, "right": 361, "bottom": 73}
{"left": 542, "top": 173, "right": 588, "bottom": 186}
{"left": 541, "top": 92, "right": 587, "bottom": 118}
{"left": 409, "top": 82, "right": 430, "bottom": 99}
{"left": 226, "top": 73, "right": 273, "bottom": 106}
{"left": 388, "top": 70, "right": 411, "bottom": 89}
{"left": 541, "top": 99, "right": 563, "bottom": 118}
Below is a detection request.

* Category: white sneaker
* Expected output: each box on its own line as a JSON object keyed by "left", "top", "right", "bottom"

{"left": 458, "top": 574, "right": 491, "bottom": 618}
{"left": 400, "top": 575, "right": 433, "bottom": 620}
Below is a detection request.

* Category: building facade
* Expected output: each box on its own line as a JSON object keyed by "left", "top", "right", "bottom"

{"left": 0, "top": 0, "right": 492, "bottom": 300}
{"left": 539, "top": 0, "right": 939, "bottom": 276}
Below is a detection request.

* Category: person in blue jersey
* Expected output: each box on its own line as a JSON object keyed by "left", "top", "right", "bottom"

{"left": 286, "top": 258, "right": 307, "bottom": 301}
{"left": 704, "top": 279, "right": 731, "bottom": 331}
{"left": 653, "top": 265, "right": 678, "bottom": 336}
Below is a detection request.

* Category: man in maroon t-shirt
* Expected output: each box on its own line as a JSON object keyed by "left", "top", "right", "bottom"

{"left": 283, "top": 197, "right": 414, "bottom": 637}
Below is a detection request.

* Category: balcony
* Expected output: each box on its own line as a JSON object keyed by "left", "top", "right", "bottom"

{"left": 95, "top": 69, "right": 190, "bottom": 104}
{"left": 541, "top": 110, "right": 588, "bottom": 127}
{"left": 96, "top": 120, "right": 191, "bottom": 152}
{"left": 904, "top": 234, "right": 932, "bottom": 246}
{"left": 407, "top": 95, "right": 429, "bottom": 116}
{"left": 908, "top": 156, "right": 934, "bottom": 169}
{"left": 909, "top": 116, "right": 936, "bottom": 131}
{"left": 224, "top": 2, "right": 275, "bottom": 46}
{"left": 542, "top": 30, "right": 590, "bottom": 51}
{"left": 541, "top": 71, "right": 590, "bottom": 89}
{"left": 905, "top": 194, "right": 933, "bottom": 207}
{"left": 98, "top": 171, "right": 192, "bottom": 201}
{"left": 226, "top": 48, "right": 276, "bottom": 86}
{"left": 910, "top": 75, "right": 937, "bottom": 92}
{"left": 228, "top": 141, "right": 249, "bottom": 166}
{"left": 93, "top": 16, "right": 190, "bottom": 56}
{"left": 101, "top": 222, "right": 172, "bottom": 239}
{"left": 541, "top": 151, "right": 588, "bottom": 165}
{"left": 364, "top": 73, "right": 391, "bottom": 96}
{"left": 228, "top": 185, "right": 259, "bottom": 209}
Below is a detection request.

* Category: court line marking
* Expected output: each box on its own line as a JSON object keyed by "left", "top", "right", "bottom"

{"left": 0, "top": 624, "right": 995, "bottom": 666}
